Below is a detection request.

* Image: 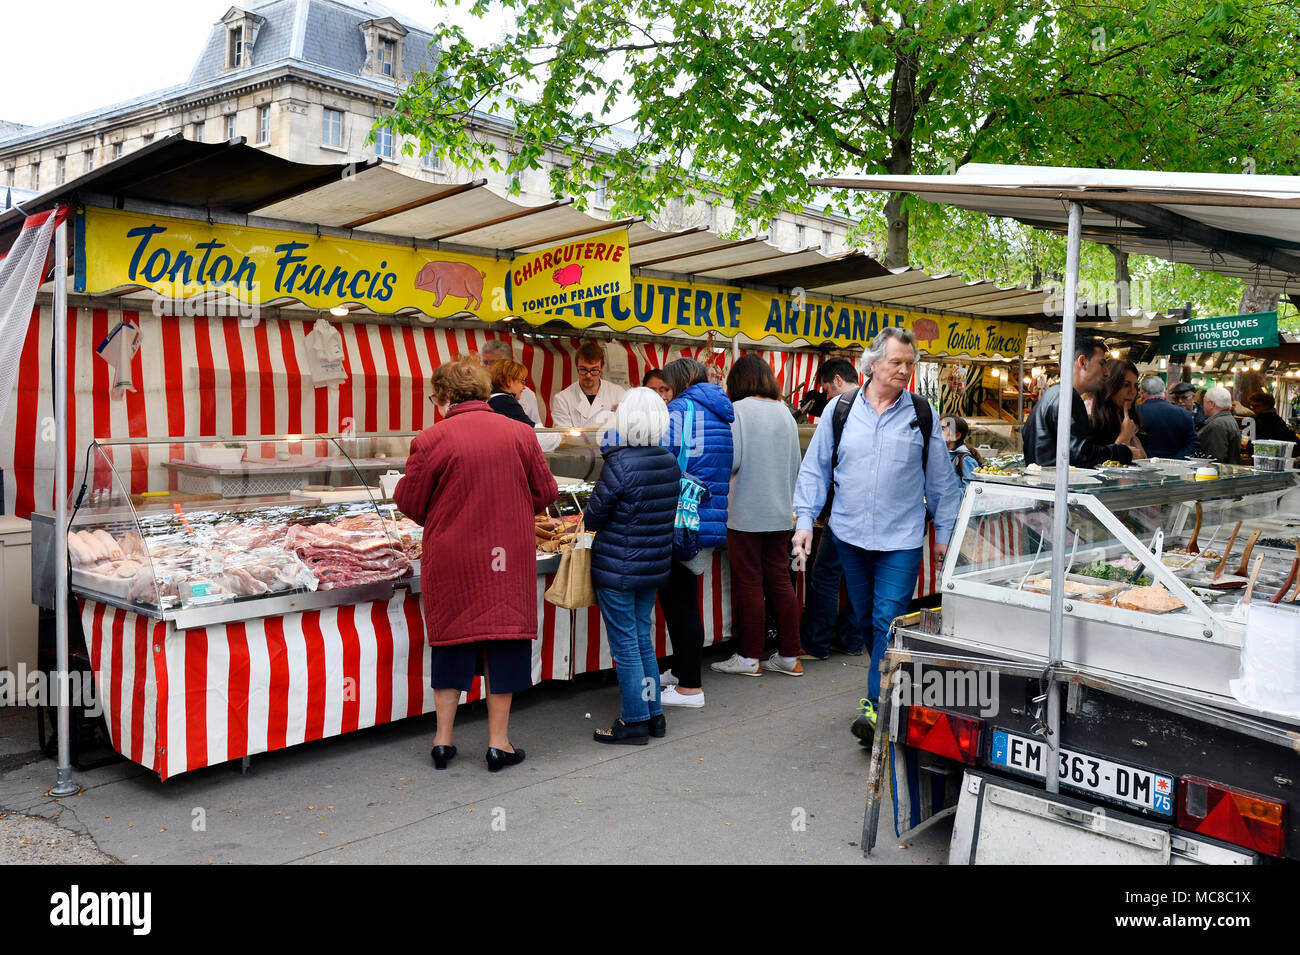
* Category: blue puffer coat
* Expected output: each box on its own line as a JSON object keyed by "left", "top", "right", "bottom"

{"left": 583, "top": 445, "right": 681, "bottom": 591}
{"left": 662, "top": 382, "right": 735, "bottom": 548}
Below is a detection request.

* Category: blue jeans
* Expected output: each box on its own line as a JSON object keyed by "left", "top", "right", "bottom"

{"left": 595, "top": 586, "right": 662, "bottom": 723}
{"left": 835, "top": 542, "right": 923, "bottom": 703}
{"left": 801, "top": 530, "right": 866, "bottom": 655}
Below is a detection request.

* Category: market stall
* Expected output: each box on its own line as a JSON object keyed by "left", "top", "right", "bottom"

{"left": 3, "top": 137, "right": 1041, "bottom": 779}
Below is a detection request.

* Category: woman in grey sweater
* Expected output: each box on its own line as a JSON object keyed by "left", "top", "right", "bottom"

{"left": 712, "top": 355, "right": 805, "bottom": 677}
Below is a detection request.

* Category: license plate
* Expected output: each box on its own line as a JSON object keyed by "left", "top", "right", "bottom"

{"left": 990, "top": 729, "right": 1174, "bottom": 817}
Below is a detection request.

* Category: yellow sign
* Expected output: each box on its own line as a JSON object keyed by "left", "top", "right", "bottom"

{"left": 77, "top": 207, "right": 1026, "bottom": 358}
{"left": 507, "top": 231, "right": 631, "bottom": 316}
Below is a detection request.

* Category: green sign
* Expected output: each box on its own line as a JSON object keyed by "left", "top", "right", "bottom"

{"left": 1158, "top": 311, "right": 1279, "bottom": 355}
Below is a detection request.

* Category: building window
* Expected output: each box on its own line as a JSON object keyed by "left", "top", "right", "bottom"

{"left": 84, "top": 150, "right": 94, "bottom": 172}
{"left": 56, "top": 156, "right": 66, "bottom": 184}
{"left": 323, "top": 109, "right": 343, "bottom": 147}
{"left": 112, "top": 142, "right": 123, "bottom": 161}
{"left": 796, "top": 223, "right": 805, "bottom": 248}
{"left": 593, "top": 177, "right": 608, "bottom": 209}
{"left": 822, "top": 230, "right": 831, "bottom": 253}
{"left": 143, "top": 133, "right": 154, "bottom": 145}
{"left": 31, "top": 163, "right": 38, "bottom": 191}
{"left": 195, "top": 121, "right": 205, "bottom": 142}
{"left": 226, "top": 114, "right": 237, "bottom": 140}
{"left": 257, "top": 105, "right": 270, "bottom": 144}
{"left": 222, "top": 10, "right": 262, "bottom": 70}
{"left": 376, "top": 126, "right": 394, "bottom": 159}
{"left": 360, "top": 18, "right": 407, "bottom": 79}
{"left": 5, "top": 168, "right": 13, "bottom": 188}
{"left": 421, "top": 149, "right": 440, "bottom": 170}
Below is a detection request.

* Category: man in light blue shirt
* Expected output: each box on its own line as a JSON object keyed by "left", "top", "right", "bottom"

{"left": 792, "top": 327, "right": 960, "bottom": 742}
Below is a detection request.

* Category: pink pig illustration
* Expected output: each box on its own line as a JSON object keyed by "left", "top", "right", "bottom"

{"left": 552, "top": 264, "right": 584, "bottom": 288}
{"left": 415, "top": 261, "right": 485, "bottom": 309}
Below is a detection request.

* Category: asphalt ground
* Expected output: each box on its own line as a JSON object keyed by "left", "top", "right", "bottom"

{"left": 0, "top": 643, "right": 951, "bottom": 865}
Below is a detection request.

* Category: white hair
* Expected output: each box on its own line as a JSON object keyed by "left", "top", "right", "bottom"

{"left": 1139, "top": 376, "right": 1165, "bottom": 396}
{"left": 857, "top": 326, "right": 918, "bottom": 375}
{"left": 1204, "top": 386, "right": 1232, "bottom": 408}
{"left": 614, "top": 387, "right": 669, "bottom": 447}
{"left": 480, "top": 340, "right": 514, "bottom": 361}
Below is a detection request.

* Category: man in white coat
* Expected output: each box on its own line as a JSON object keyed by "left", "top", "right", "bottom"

{"left": 550, "top": 341, "right": 626, "bottom": 446}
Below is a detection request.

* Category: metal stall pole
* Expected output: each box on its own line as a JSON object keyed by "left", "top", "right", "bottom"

{"left": 1044, "top": 201, "right": 1083, "bottom": 796}
{"left": 50, "top": 216, "right": 79, "bottom": 797}
{"left": 1017, "top": 356, "right": 1025, "bottom": 422}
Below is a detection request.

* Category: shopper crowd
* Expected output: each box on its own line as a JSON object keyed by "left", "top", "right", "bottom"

{"left": 399, "top": 330, "right": 1298, "bottom": 768}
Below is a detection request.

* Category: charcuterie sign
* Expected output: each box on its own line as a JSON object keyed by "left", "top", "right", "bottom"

{"left": 77, "top": 207, "right": 1025, "bottom": 357}
{"left": 505, "top": 231, "right": 631, "bottom": 316}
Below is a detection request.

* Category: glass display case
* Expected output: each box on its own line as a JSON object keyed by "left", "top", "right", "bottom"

{"left": 67, "top": 436, "right": 422, "bottom": 626}
{"left": 939, "top": 458, "right": 1299, "bottom": 698}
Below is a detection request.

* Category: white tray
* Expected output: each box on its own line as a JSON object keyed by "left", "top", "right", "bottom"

{"left": 290, "top": 486, "right": 380, "bottom": 504}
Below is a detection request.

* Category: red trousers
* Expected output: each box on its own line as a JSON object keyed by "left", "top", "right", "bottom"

{"left": 727, "top": 529, "right": 802, "bottom": 660}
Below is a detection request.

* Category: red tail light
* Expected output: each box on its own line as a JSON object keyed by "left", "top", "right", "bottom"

{"left": 1176, "top": 776, "right": 1286, "bottom": 858}
{"left": 903, "top": 707, "right": 983, "bottom": 764}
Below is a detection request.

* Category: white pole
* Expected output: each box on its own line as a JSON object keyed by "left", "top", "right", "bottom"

{"left": 50, "top": 216, "right": 79, "bottom": 797}
{"left": 1045, "top": 201, "right": 1083, "bottom": 796}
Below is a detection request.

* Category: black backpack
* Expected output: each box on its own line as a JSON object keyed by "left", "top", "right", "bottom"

{"left": 819, "top": 386, "right": 933, "bottom": 521}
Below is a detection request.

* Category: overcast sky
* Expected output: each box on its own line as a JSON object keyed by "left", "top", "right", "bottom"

{"left": 1, "top": 0, "right": 499, "bottom": 128}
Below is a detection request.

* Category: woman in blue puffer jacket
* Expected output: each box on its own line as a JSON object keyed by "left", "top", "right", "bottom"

{"left": 656, "top": 357, "right": 735, "bottom": 708}
{"left": 583, "top": 387, "right": 681, "bottom": 744}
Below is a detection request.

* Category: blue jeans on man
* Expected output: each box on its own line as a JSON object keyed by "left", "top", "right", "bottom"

{"left": 834, "top": 541, "right": 923, "bottom": 702}
{"left": 801, "top": 530, "right": 866, "bottom": 656}
{"left": 595, "top": 586, "right": 662, "bottom": 723}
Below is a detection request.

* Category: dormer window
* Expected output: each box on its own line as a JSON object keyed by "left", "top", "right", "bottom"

{"left": 360, "top": 18, "right": 407, "bottom": 80}
{"left": 221, "top": 7, "right": 265, "bottom": 71}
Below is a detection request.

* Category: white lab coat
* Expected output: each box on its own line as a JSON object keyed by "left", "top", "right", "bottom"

{"left": 549, "top": 379, "right": 626, "bottom": 446}
{"left": 519, "top": 387, "right": 540, "bottom": 425}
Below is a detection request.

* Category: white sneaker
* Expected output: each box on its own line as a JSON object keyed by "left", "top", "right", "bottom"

{"left": 764, "top": 653, "right": 804, "bottom": 677}
{"left": 660, "top": 669, "right": 679, "bottom": 687}
{"left": 660, "top": 685, "right": 705, "bottom": 708}
{"left": 710, "top": 653, "right": 762, "bottom": 677}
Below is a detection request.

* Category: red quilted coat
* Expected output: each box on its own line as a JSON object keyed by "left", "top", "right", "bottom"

{"left": 393, "top": 401, "right": 558, "bottom": 646}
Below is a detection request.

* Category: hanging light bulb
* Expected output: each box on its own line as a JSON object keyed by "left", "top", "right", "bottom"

{"left": 1023, "top": 375, "right": 1032, "bottom": 385}
{"left": 1110, "top": 348, "right": 1121, "bottom": 359}
{"left": 1158, "top": 358, "right": 1168, "bottom": 370}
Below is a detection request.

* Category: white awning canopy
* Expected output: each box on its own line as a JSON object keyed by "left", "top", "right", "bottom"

{"left": 813, "top": 163, "right": 1300, "bottom": 291}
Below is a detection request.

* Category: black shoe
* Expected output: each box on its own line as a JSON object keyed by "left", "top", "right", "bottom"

{"left": 431, "top": 744, "right": 457, "bottom": 770}
{"left": 486, "top": 746, "right": 526, "bottom": 772}
{"left": 647, "top": 714, "right": 666, "bottom": 738}
{"left": 593, "top": 719, "right": 650, "bottom": 745}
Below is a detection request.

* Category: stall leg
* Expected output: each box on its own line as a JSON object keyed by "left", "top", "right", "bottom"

{"left": 240, "top": 756, "right": 251, "bottom": 776}
{"left": 861, "top": 658, "right": 898, "bottom": 856}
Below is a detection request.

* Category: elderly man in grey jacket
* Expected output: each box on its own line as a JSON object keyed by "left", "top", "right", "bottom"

{"left": 1198, "top": 386, "right": 1241, "bottom": 464}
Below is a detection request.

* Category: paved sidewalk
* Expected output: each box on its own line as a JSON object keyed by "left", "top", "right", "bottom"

{"left": 0, "top": 647, "right": 950, "bottom": 864}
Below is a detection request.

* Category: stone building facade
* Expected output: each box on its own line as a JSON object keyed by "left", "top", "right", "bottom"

{"left": 0, "top": 0, "right": 853, "bottom": 251}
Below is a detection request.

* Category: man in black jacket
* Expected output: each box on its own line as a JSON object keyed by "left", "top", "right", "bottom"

{"left": 1137, "top": 375, "right": 1200, "bottom": 459}
{"left": 1022, "top": 336, "right": 1137, "bottom": 467}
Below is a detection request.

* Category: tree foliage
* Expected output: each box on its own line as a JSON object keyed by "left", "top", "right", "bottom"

{"left": 379, "top": 0, "right": 1300, "bottom": 313}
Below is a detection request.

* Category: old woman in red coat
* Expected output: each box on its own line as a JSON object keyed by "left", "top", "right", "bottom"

{"left": 394, "top": 354, "right": 557, "bottom": 772}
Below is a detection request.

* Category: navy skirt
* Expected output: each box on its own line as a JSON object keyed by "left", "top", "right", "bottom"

{"left": 430, "top": 639, "right": 533, "bottom": 694}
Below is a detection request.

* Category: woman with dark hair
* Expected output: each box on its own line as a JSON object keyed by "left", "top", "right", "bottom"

{"left": 394, "top": 355, "right": 558, "bottom": 772}
{"left": 1090, "top": 360, "right": 1147, "bottom": 459}
{"left": 656, "top": 357, "right": 735, "bottom": 707}
{"left": 642, "top": 368, "right": 673, "bottom": 404}
{"left": 941, "top": 416, "right": 983, "bottom": 490}
{"left": 712, "top": 354, "right": 803, "bottom": 677}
